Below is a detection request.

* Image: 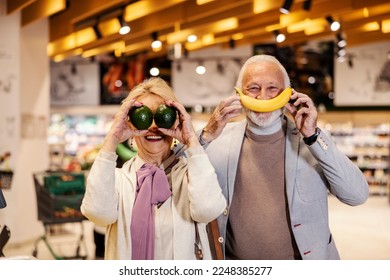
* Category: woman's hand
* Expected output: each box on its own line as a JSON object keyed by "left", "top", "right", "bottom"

{"left": 284, "top": 89, "right": 318, "bottom": 137}
{"left": 101, "top": 98, "right": 148, "bottom": 153}
{"left": 158, "top": 100, "right": 199, "bottom": 147}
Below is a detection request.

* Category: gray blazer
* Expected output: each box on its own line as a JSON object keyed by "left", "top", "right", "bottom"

{"left": 203, "top": 116, "right": 369, "bottom": 260}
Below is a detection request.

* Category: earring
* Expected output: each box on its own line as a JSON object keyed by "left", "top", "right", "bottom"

{"left": 129, "top": 138, "right": 134, "bottom": 150}
{"left": 173, "top": 138, "right": 178, "bottom": 148}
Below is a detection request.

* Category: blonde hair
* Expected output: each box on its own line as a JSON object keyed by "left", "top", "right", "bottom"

{"left": 124, "top": 77, "right": 179, "bottom": 102}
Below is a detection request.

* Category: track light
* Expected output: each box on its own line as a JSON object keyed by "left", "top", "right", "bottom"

{"left": 302, "top": 0, "right": 312, "bottom": 11}
{"left": 196, "top": 61, "right": 206, "bottom": 75}
{"left": 280, "top": 0, "right": 294, "bottom": 15}
{"left": 336, "top": 33, "right": 347, "bottom": 48}
{"left": 187, "top": 34, "right": 198, "bottom": 43}
{"left": 149, "top": 67, "right": 160, "bottom": 76}
{"left": 93, "top": 24, "right": 102, "bottom": 39}
{"left": 274, "top": 30, "right": 286, "bottom": 43}
{"left": 337, "top": 48, "right": 346, "bottom": 57}
{"left": 326, "top": 16, "right": 340, "bottom": 31}
{"left": 229, "top": 38, "right": 236, "bottom": 49}
{"left": 151, "top": 31, "right": 162, "bottom": 51}
{"left": 118, "top": 14, "right": 130, "bottom": 35}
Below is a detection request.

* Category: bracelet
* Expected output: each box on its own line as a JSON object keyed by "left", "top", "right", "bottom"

{"left": 198, "top": 130, "right": 208, "bottom": 146}
{"left": 303, "top": 127, "right": 321, "bottom": 146}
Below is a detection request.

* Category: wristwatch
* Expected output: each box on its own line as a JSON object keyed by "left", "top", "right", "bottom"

{"left": 303, "top": 127, "right": 321, "bottom": 146}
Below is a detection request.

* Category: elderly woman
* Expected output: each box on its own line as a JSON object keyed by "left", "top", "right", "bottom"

{"left": 81, "top": 77, "right": 226, "bottom": 260}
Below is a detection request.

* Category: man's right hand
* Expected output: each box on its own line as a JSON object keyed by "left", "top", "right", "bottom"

{"left": 202, "top": 94, "right": 242, "bottom": 144}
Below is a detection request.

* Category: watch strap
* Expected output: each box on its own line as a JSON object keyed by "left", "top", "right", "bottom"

{"left": 303, "top": 127, "right": 321, "bottom": 146}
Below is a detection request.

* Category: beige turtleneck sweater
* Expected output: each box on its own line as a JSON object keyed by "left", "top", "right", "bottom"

{"left": 225, "top": 127, "right": 300, "bottom": 259}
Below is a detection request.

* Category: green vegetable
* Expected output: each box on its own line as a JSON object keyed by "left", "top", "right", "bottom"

{"left": 154, "top": 104, "right": 177, "bottom": 129}
{"left": 128, "top": 105, "right": 153, "bottom": 130}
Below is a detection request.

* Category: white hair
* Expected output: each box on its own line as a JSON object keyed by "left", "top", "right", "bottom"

{"left": 236, "top": 55, "right": 290, "bottom": 89}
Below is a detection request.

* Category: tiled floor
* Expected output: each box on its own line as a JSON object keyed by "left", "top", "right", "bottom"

{"left": 2, "top": 195, "right": 390, "bottom": 260}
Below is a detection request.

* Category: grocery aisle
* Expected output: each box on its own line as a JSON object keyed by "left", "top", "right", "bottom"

{"left": 2, "top": 195, "right": 390, "bottom": 260}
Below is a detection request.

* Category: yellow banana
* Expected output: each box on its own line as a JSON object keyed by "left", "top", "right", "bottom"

{"left": 234, "top": 86, "right": 292, "bottom": 112}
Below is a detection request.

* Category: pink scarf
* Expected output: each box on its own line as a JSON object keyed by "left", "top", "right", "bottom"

{"left": 130, "top": 163, "right": 172, "bottom": 260}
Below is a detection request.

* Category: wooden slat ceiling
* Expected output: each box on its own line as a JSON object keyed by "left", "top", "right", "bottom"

{"left": 7, "top": 0, "right": 390, "bottom": 61}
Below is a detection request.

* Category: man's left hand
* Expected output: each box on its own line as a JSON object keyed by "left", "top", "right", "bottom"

{"left": 284, "top": 89, "right": 318, "bottom": 137}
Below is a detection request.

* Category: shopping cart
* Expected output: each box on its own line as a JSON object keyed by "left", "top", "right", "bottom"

{"left": 32, "top": 170, "right": 88, "bottom": 260}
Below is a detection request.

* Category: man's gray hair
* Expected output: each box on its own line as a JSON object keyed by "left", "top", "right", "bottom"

{"left": 236, "top": 55, "right": 290, "bottom": 89}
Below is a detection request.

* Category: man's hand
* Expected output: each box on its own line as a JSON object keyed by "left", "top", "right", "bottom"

{"left": 284, "top": 89, "right": 318, "bottom": 137}
{"left": 202, "top": 94, "right": 242, "bottom": 144}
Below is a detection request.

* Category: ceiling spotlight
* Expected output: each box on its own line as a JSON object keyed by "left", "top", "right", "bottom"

{"left": 326, "top": 16, "right": 341, "bottom": 31}
{"left": 196, "top": 62, "right": 206, "bottom": 75}
{"left": 151, "top": 32, "right": 162, "bottom": 51}
{"left": 302, "top": 0, "right": 312, "bottom": 11}
{"left": 187, "top": 34, "right": 198, "bottom": 43}
{"left": 337, "top": 48, "right": 346, "bottom": 57}
{"left": 118, "top": 14, "right": 130, "bottom": 35}
{"left": 336, "top": 33, "right": 347, "bottom": 48}
{"left": 280, "top": 0, "right": 294, "bottom": 15}
{"left": 274, "top": 30, "right": 286, "bottom": 43}
{"left": 149, "top": 67, "right": 160, "bottom": 77}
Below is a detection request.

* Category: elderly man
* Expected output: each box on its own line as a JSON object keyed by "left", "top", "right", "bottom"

{"left": 197, "top": 54, "right": 369, "bottom": 260}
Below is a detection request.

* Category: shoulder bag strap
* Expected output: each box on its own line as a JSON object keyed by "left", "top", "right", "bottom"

{"left": 206, "top": 219, "right": 224, "bottom": 260}
{"left": 194, "top": 222, "right": 203, "bottom": 260}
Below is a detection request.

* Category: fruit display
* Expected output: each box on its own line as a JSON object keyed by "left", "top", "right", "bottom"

{"left": 235, "top": 86, "right": 292, "bottom": 112}
{"left": 154, "top": 104, "right": 177, "bottom": 129}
